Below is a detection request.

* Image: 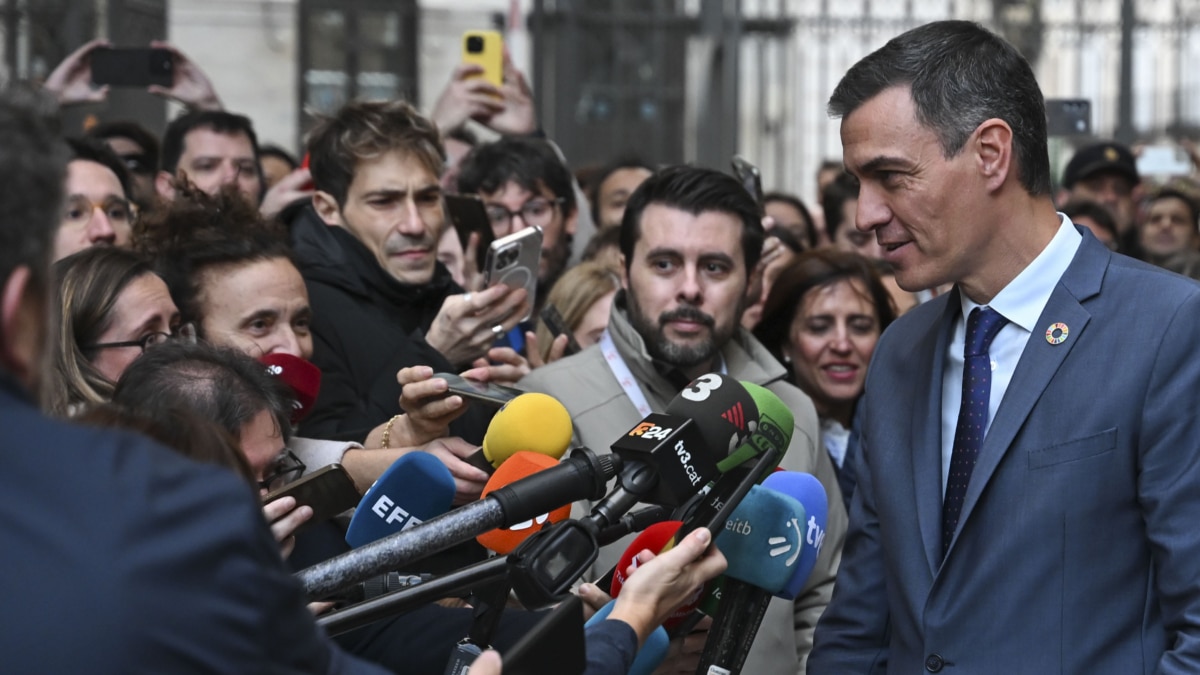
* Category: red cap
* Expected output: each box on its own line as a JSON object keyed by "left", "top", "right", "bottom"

{"left": 260, "top": 353, "right": 322, "bottom": 423}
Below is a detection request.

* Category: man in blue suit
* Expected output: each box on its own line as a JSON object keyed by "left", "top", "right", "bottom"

{"left": 810, "top": 20, "right": 1200, "bottom": 673}
{"left": 0, "top": 95, "right": 388, "bottom": 672}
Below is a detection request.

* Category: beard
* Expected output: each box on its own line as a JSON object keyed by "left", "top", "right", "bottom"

{"left": 625, "top": 288, "right": 740, "bottom": 370}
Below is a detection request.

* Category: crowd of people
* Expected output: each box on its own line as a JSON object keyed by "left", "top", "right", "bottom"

{"left": 4, "top": 15, "right": 1200, "bottom": 675}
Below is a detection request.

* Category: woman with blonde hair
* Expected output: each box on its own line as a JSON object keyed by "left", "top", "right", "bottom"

{"left": 533, "top": 260, "right": 622, "bottom": 363}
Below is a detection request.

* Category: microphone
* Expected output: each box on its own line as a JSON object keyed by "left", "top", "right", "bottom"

{"left": 713, "top": 485, "right": 807, "bottom": 593}
{"left": 260, "top": 352, "right": 322, "bottom": 423}
{"left": 761, "top": 471, "right": 827, "bottom": 600}
{"left": 476, "top": 451, "right": 573, "bottom": 554}
{"left": 609, "top": 520, "right": 683, "bottom": 598}
{"left": 344, "top": 452, "right": 456, "bottom": 547}
{"left": 698, "top": 474, "right": 825, "bottom": 675}
{"left": 298, "top": 447, "right": 619, "bottom": 599}
{"left": 464, "top": 392, "right": 573, "bottom": 474}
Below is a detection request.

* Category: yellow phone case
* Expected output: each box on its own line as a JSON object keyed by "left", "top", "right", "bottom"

{"left": 462, "top": 30, "right": 504, "bottom": 88}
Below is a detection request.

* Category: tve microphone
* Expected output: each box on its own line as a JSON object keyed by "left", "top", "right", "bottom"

{"left": 761, "top": 471, "right": 827, "bottom": 600}
{"left": 476, "top": 451, "right": 573, "bottom": 554}
{"left": 585, "top": 600, "right": 670, "bottom": 675}
{"left": 699, "top": 475, "right": 819, "bottom": 675}
{"left": 465, "top": 393, "right": 573, "bottom": 474}
{"left": 299, "top": 448, "right": 619, "bottom": 599}
{"left": 344, "top": 452, "right": 456, "bottom": 547}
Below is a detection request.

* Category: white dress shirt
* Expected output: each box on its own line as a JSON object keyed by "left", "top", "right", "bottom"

{"left": 940, "top": 216, "right": 1083, "bottom": 494}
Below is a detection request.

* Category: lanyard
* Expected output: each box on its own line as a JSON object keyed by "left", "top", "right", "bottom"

{"left": 598, "top": 329, "right": 653, "bottom": 418}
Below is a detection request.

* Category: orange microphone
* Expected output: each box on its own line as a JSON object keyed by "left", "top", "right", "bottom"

{"left": 476, "top": 451, "right": 573, "bottom": 554}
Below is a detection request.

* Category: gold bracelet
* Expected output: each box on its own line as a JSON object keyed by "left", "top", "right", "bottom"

{"left": 380, "top": 414, "right": 403, "bottom": 449}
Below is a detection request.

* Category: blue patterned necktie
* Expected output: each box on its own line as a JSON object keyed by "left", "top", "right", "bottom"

{"left": 942, "top": 306, "right": 1008, "bottom": 558}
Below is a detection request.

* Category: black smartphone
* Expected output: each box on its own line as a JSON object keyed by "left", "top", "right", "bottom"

{"left": 731, "top": 155, "right": 763, "bottom": 205}
{"left": 502, "top": 594, "right": 585, "bottom": 675}
{"left": 444, "top": 193, "right": 495, "bottom": 273}
{"left": 1045, "top": 98, "right": 1091, "bottom": 137}
{"left": 90, "top": 47, "right": 174, "bottom": 88}
{"left": 538, "top": 304, "right": 582, "bottom": 356}
{"left": 263, "top": 464, "right": 359, "bottom": 531}
{"left": 435, "top": 372, "right": 523, "bottom": 408}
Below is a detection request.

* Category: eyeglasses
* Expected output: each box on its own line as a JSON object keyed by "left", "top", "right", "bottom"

{"left": 85, "top": 322, "right": 197, "bottom": 353}
{"left": 259, "top": 449, "right": 306, "bottom": 492}
{"left": 63, "top": 195, "right": 138, "bottom": 229}
{"left": 485, "top": 197, "right": 564, "bottom": 234}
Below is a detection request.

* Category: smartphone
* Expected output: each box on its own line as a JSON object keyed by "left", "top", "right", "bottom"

{"left": 484, "top": 226, "right": 542, "bottom": 322}
{"left": 462, "top": 30, "right": 504, "bottom": 88}
{"left": 263, "top": 464, "right": 359, "bottom": 531}
{"left": 502, "top": 594, "right": 585, "bottom": 675}
{"left": 1045, "top": 98, "right": 1091, "bottom": 137}
{"left": 435, "top": 372, "right": 523, "bottom": 407}
{"left": 538, "top": 304, "right": 582, "bottom": 356}
{"left": 731, "top": 155, "right": 763, "bottom": 205}
{"left": 444, "top": 193, "right": 495, "bottom": 273}
{"left": 1137, "top": 145, "right": 1192, "bottom": 177}
{"left": 90, "top": 47, "right": 174, "bottom": 88}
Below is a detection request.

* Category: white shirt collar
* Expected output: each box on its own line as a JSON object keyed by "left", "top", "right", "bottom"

{"left": 957, "top": 214, "right": 1083, "bottom": 329}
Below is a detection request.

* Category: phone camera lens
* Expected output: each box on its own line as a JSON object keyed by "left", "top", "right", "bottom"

{"left": 466, "top": 36, "right": 485, "bottom": 53}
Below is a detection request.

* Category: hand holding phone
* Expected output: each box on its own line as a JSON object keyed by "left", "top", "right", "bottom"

{"left": 485, "top": 227, "right": 542, "bottom": 322}
{"left": 90, "top": 47, "right": 174, "bottom": 87}
{"left": 263, "top": 464, "right": 359, "bottom": 533}
{"left": 539, "top": 304, "right": 582, "bottom": 356}
{"left": 434, "top": 372, "right": 523, "bottom": 408}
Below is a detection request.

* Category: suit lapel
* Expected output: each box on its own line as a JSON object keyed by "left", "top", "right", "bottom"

{"left": 948, "top": 233, "right": 1107, "bottom": 555}
{"left": 914, "top": 293, "right": 960, "bottom": 575}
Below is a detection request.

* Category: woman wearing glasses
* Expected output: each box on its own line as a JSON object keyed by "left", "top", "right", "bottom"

{"left": 45, "top": 246, "right": 192, "bottom": 416}
{"left": 52, "top": 138, "right": 138, "bottom": 262}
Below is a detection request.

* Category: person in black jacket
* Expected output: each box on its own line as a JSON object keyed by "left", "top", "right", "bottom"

{"left": 292, "top": 100, "right": 530, "bottom": 450}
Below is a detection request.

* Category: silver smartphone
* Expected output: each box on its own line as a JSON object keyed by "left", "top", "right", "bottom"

{"left": 434, "top": 372, "right": 523, "bottom": 408}
{"left": 484, "top": 226, "right": 542, "bottom": 322}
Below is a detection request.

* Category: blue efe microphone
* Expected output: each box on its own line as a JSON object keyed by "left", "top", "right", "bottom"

{"left": 345, "top": 452, "right": 456, "bottom": 548}
{"left": 761, "top": 471, "right": 827, "bottom": 600}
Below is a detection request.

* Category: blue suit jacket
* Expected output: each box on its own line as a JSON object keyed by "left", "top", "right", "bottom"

{"left": 0, "top": 375, "right": 387, "bottom": 674}
{"left": 811, "top": 231, "right": 1200, "bottom": 673}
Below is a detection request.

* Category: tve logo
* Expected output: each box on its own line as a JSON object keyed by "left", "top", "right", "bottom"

{"left": 629, "top": 421, "right": 673, "bottom": 440}
{"left": 806, "top": 515, "right": 826, "bottom": 553}
{"left": 370, "top": 495, "right": 423, "bottom": 531}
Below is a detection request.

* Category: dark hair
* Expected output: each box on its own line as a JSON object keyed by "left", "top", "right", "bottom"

{"left": 828, "top": 20, "right": 1051, "bottom": 196}
{"left": 1059, "top": 198, "right": 1119, "bottom": 241}
{"left": 306, "top": 99, "right": 444, "bottom": 207}
{"left": 75, "top": 402, "right": 254, "bottom": 484}
{"left": 1149, "top": 187, "right": 1200, "bottom": 230}
{"left": 0, "top": 95, "right": 69, "bottom": 300}
{"left": 160, "top": 109, "right": 260, "bottom": 175}
{"left": 134, "top": 184, "right": 292, "bottom": 333}
{"left": 762, "top": 191, "right": 817, "bottom": 250}
{"left": 821, "top": 172, "right": 861, "bottom": 240}
{"left": 112, "top": 341, "right": 293, "bottom": 445}
{"left": 753, "top": 249, "right": 897, "bottom": 374}
{"left": 85, "top": 120, "right": 160, "bottom": 175}
{"left": 259, "top": 144, "right": 299, "bottom": 170}
{"left": 581, "top": 224, "right": 622, "bottom": 264}
{"left": 620, "top": 166, "right": 764, "bottom": 274}
{"left": 46, "top": 247, "right": 157, "bottom": 414}
{"left": 65, "top": 137, "right": 133, "bottom": 200}
{"left": 588, "top": 156, "right": 654, "bottom": 225}
{"left": 457, "top": 136, "right": 577, "bottom": 218}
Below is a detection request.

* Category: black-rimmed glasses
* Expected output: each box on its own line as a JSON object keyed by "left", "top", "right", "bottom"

{"left": 485, "top": 197, "right": 564, "bottom": 234}
{"left": 259, "top": 449, "right": 306, "bottom": 492}
{"left": 85, "top": 322, "right": 197, "bottom": 353}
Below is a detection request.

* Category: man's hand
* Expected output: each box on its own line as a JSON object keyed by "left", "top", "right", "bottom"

{"left": 261, "top": 495, "right": 313, "bottom": 559}
{"left": 483, "top": 52, "right": 537, "bottom": 136}
{"left": 260, "top": 168, "right": 314, "bottom": 221}
{"left": 524, "top": 330, "right": 570, "bottom": 369}
{"left": 461, "top": 346, "right": 531, "bottom": 386}
{"left": 43, "top": 39, "right": 110, "bottom": 105}
{"left": 430, "top": 63, "right": 505, "bottom": 133}
{"left": 395, "top": 366, "right": 469, "bottom": 445}
{"left": 467, "top": 650, "right": 502, "bottom": 675}
{"left": 146, "top": 40, "right": 223, "bottom": 110}
{"left": 425, "top": 285, "right": 530, "bottom": 368}
{"left": 422, "top": 436, "right": 491, "bottom": 505}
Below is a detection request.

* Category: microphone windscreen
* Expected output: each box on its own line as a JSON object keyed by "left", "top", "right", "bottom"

{"left": 585, "top": 600, "right": 670, "bottom": 675}
{"left": 476, "top": 451, "right": 573, "bottom": 554}
{"left": 345, "top": 452, "right": 456, "bottom": 547}
{"left": 762, "top": 471, "right": 828, "bottom": 600}
{"left": 481, "top": 393, "right": 573, "bottom": 468}
{"left": 610, "top": 520, "right": 682, "bottom": 597}
{"left": 720, "top": 382, "right": 795, "bottom": 474}
{"left": 665, "top": 373, "right": 758, "bottom": 459}
{"left": 715, "top": 484, "right": 807, "bottom": 594}
{"left": 260, "top": 352, "right": 322, "bottom": 423}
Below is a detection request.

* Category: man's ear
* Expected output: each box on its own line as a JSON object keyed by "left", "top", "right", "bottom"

{"left": 0, "top": 265, "right": 45, "bottom": 392}
{"left": 154, "top": 170, "right": 176, "bottom": 201}
{"left": 975, "top": 118, "right": 1014, "bottom": 193}
{"left": 312, "top": 191, "right": 344, "bottom": 227}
